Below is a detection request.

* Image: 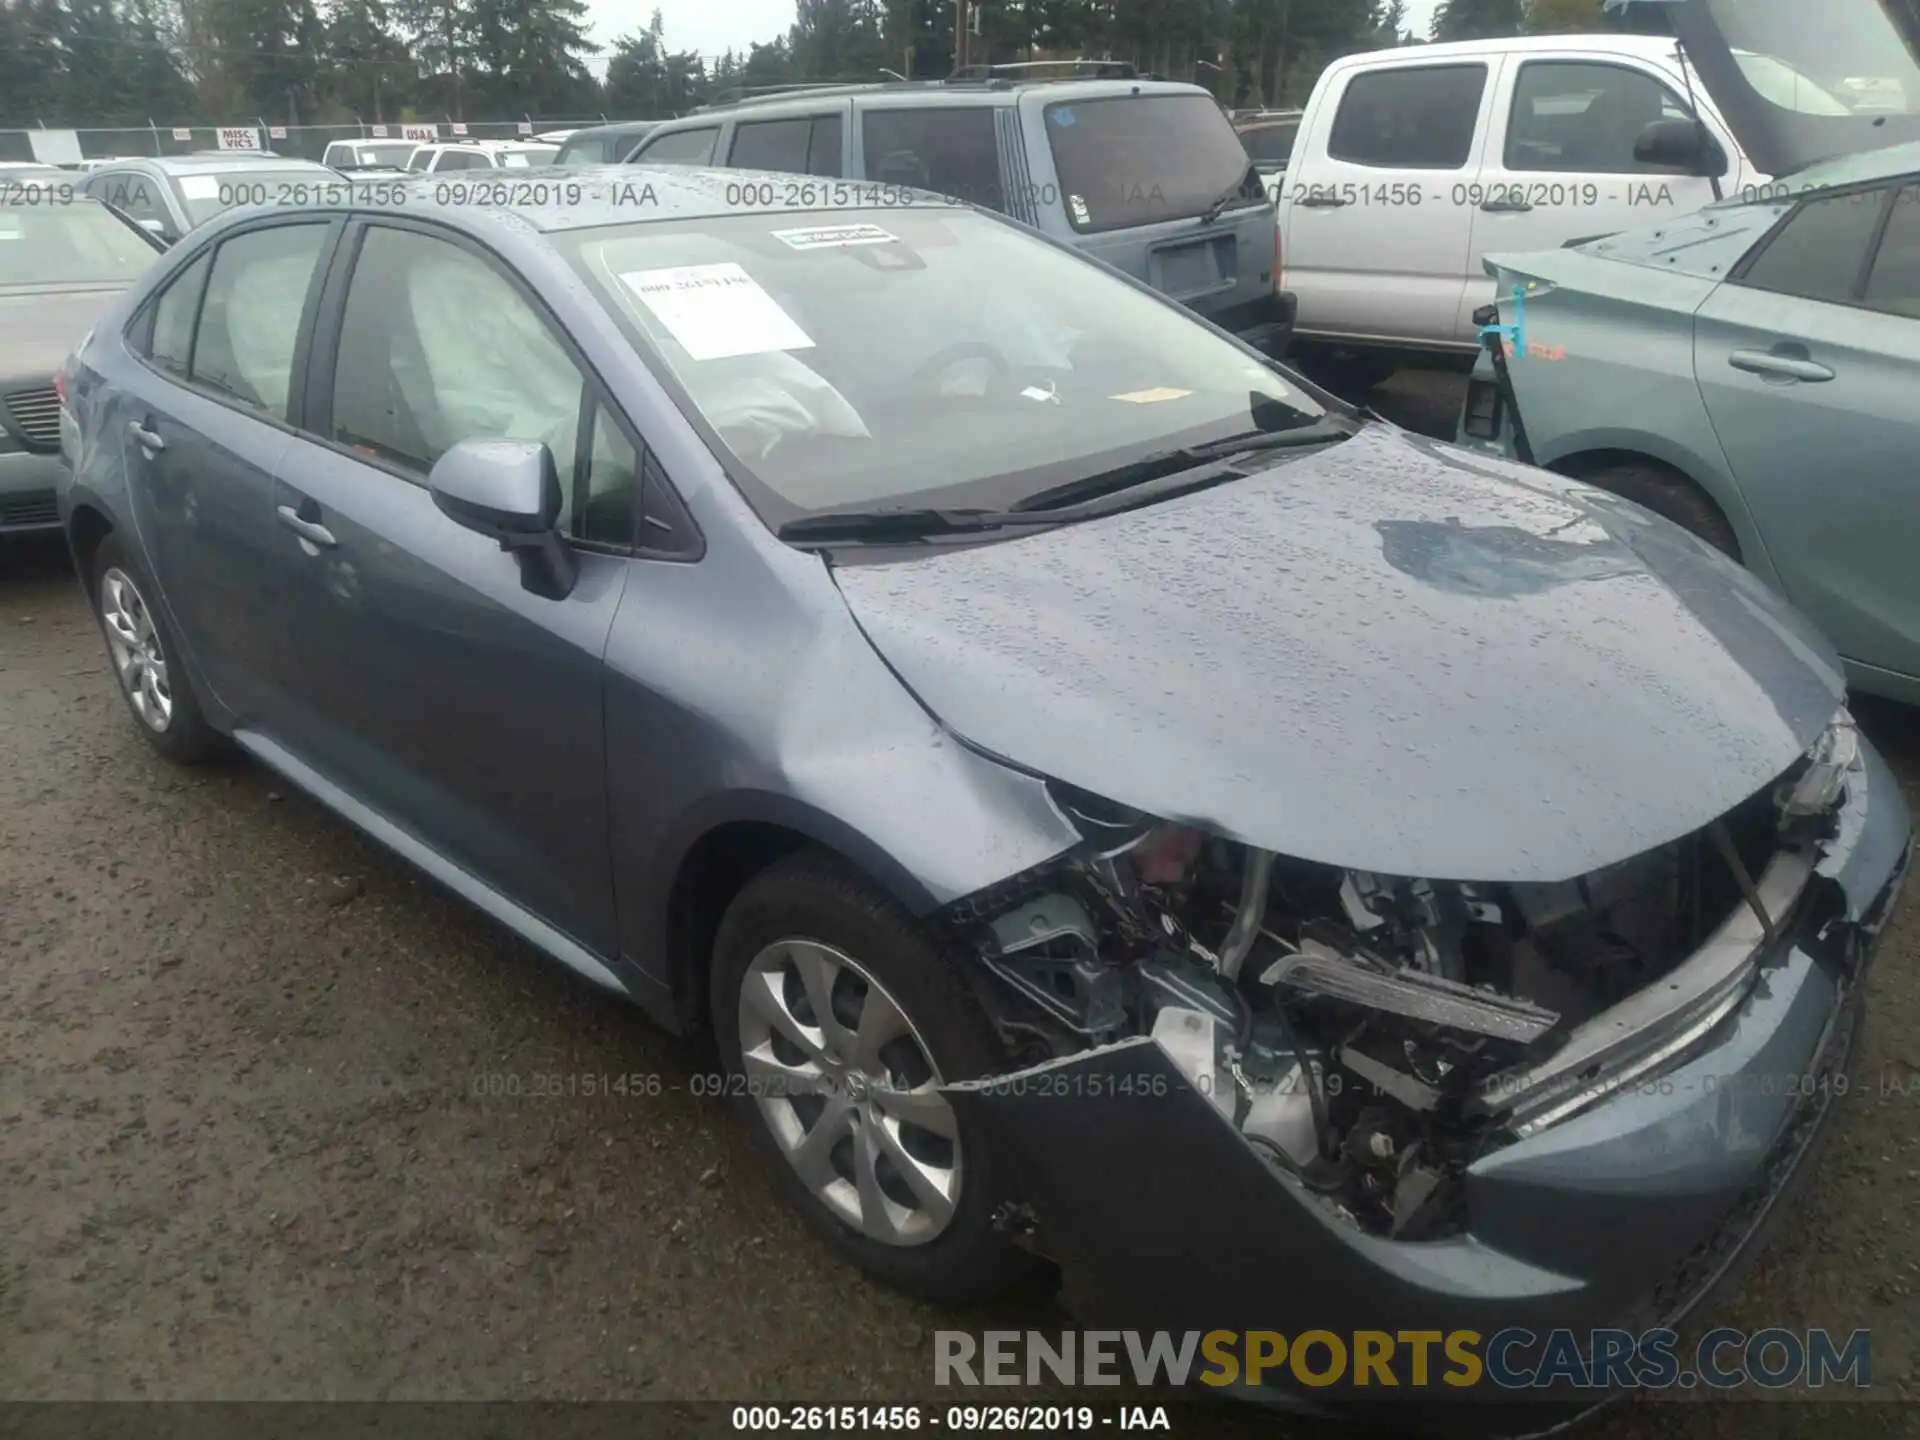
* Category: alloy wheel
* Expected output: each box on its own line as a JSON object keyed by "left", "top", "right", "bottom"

{"left": 737, "top": 939, "right": 962, "bottom": 1247}
{"left": 99, "top": 567, "right": 172, "bottom": 732}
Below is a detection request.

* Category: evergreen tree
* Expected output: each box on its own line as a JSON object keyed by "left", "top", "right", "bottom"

{"left": 1431, "top": 0, "right": 1525, "bottom": 41}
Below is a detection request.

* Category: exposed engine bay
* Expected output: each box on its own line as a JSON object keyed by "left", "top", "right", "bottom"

{"left": 948, "top": 716, "right": 1860, "bottom": 1243}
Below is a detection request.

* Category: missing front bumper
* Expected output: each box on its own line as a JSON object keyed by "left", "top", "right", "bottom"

{"left": 940, "top": 747, "right": 1909, "bottom": 1422}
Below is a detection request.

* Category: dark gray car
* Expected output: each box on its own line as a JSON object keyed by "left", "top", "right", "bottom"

{"left": 54, "top": 169, "right": 1909, "bottom": 1425}
{"left": 0, "top": 186, "right": 162, "bottom": 534}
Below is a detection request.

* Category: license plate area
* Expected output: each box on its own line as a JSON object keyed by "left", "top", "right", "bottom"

{"left": 1152, "top": 235, "right": 1235, "bottom": 299}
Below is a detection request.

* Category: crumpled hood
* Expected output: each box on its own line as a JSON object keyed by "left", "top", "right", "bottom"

{"left": 830, "top": 425, "right": 1844, "bottom": 883}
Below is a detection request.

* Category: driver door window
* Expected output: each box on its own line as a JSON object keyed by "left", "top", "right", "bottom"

{"left": 1504, "top": 61, "right": 1693, "bottom": 173}
{"left": 327, "top": 225, "right": 634, "bottom": 544}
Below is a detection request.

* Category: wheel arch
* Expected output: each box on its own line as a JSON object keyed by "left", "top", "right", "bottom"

{"left": 1543, "top": 446, "right": 1758, "bottom": 568}
{"left": 653, "top": 795, "right": 947, "bottom": 1036}
{"left": 66, "top": 501, "right": 115, "bottom": 581}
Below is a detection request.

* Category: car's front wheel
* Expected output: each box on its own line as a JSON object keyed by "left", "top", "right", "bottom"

{"left": 90, "top": 534, "right": 224, "bottom": 763}
{"left": 711, "top": 853, "right": 1033, "bottom": 1302}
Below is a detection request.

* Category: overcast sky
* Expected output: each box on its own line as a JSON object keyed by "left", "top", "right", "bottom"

{"left": 579, "top": 0, "right": 1449, "bottom": 69}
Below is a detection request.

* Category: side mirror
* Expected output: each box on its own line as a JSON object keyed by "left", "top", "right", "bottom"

{"left": 428, "top": 438, "right": 577, "bottom": 598}
{"left": 1633, "top": 118, "right": 1729, "bottom": 178}
{"left": 137, "top": 217, "right": 171, "bottom": 241}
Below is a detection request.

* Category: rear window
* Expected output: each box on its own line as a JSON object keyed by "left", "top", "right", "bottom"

{"left": 861, "top": 109, "right": 1004, "bottom": 210}
{"left": 1045, "top": 93, "right": 1259, "bottom": 233}
{"left": 1239, "top": 122, "right": 1297, "bottom": 165}
{"left": 1328, "top": 64, "right": 1487, "bottom": 169}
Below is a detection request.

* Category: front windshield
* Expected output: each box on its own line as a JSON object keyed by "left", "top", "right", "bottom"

{"left": 561, "top": 207, "right": 1325, "bottom": 525}
{"left": 0, "top": 199, "right": 157, "bottom": 284}
{"left": 1708, "top": 0, "right": 1920, "bottom": 116}
{"left": 179, "top": 170, "right": 341, "bottom": 225}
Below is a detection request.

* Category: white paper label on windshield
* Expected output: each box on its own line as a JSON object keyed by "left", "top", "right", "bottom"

{"left": 618, "top": 262, "right": 814, "bottom": 361}
{"left": 1110, "top": 387, "right": 1192, "bottom": 405}
{"left": 179, "top": 175, "right": 222, "bottom": 200}
{"left": 771, "top": 223, "right": 898, "bottom": 250}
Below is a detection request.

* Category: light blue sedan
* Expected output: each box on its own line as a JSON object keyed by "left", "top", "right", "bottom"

{"left": 1458, "top": 138, "right": 1920, "bottom": 706}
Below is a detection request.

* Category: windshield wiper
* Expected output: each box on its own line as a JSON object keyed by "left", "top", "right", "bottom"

{"left": 776, "top": 506, "right": 1059, "bottom": 545}
{"left": 1201, "top": 166, "right": 1262, "bottom": 222}
{"left": 1011, "top": 414, "right": 1353, "bottom": 513}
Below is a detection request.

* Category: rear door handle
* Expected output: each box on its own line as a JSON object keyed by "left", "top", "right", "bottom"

{"left": 127, "top": 420, "right": 164, "bottom": 451}
{"left": 276, "top": 502, "right": 337, "bottom": 550}
{"left": 1296, "top": 193, "right": 1349, "bottom": 208}
{"left": 1479, "top": 198, "right": 1533, "bottom": 213}
{"left": 1728, "top": 349, "right": 1835, "bottom": 382}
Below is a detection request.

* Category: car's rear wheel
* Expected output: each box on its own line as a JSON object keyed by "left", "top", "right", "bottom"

{"left": 90, "top": 534, "right": 224, "bottom": 763}
{"left": 711, "top": 853, "right": 1033, "bottom": 1302}
{"left": 1579, "top": 461, "right": 1740, "bottom": 560}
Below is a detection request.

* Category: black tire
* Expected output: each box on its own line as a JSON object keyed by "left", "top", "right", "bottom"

{"left": 89, "top": 533, "right": 226, "bottom": 763}
{"left": 1297, "top": 347, "right": 1402, "bottom": 397}
{"left": 711, "top": 852, "right": 1034, "bottom": 1303}
{"left": 1580, "top": 461, "right": 1741, "bottom": 560}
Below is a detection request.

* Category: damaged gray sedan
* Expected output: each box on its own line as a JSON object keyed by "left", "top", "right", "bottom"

{"left": 60, "top": 172, "right": 1910, "bottom": 1419}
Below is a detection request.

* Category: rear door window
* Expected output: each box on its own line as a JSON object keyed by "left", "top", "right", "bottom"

{"left": 190, "top": 224, "right": 330, "bottom": 419}
{"left": 1328, "top": 64, "right": 1487, "bottom": 169}
{"left": 1863, "top": 185, "right": 1920, "bottom": 317}
{"left": 636, "top": 127, "right": 720, "bottom": 165}
{"left": 146, "top": 251, "right": 213, "bottom": 377}
{"left": 1045, "top": 92, "right": 1257, "bottom": 232}
{"left": 1737, "top": 187, "right": 1890, "bottom": 303}
{"left": 861, "top": 108, "right": 1003, "bottom": 210}
{"left": 730, "top": 118, "right": 813, "bottom": 173}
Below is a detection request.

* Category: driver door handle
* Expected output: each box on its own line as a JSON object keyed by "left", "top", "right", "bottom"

{"left": 1729, "top": 349, "right": 1835, "bottom": 382}
{"left": 1479, "top": 198, "right": 1533, "bottom": 212}
{"left": 127, "top": 420, "right": 164, "bottom": 451}
{"left": 276, "top": 503, "right": 337, "bottom": 549}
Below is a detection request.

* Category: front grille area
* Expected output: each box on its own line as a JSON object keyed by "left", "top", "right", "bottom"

{"left": 0, "top": 491, "right": 58, "bottom": 528}
{"left": 4, "top": 386, "right": 61, "bottom": 451}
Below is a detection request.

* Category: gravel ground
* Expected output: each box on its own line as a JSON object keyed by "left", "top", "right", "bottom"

{"left": 3, "top": 375, "right": 1917, "bottom": 1434}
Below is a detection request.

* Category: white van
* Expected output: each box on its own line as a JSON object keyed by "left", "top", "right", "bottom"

{"left": 1276, "top": 32, "right": 1852, "bottom": 379}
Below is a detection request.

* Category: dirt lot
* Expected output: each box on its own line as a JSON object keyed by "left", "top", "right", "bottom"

{"left": 3, "top": 375, "right": 1918, "bottom": 1435}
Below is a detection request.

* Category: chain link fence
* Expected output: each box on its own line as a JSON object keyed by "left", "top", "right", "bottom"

{"left": 0, "top": 117, "right": 629, "bottom": 166}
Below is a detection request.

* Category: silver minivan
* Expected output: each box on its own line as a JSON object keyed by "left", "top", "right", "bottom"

{"left": 627, "top": 64, "right": 1296, "bottom": 351}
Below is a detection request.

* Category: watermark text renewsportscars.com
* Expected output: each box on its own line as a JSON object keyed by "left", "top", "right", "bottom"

{"left": 935, "top": 1327, "right": 1871, "bottom": 1391}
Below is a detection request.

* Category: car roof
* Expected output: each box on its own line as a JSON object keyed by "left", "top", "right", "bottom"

{"left": 678, "top": 75, "right": 1210, "bottom": 120}
{"left": 141, "top": 155, "right": 333, "bottom": 175}
{"left": 190, "top": 164, "right": 967, "bottom": 238}
{"left": 568, "top": 121, "right": 659, "bottom": 138}
{"left": 1336, "top": 32, "right": 1681, "bottom": 65}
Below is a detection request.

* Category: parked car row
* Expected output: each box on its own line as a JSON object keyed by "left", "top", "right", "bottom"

{"left": 7, "top": 8, "right": 1914, "bottom": 1428}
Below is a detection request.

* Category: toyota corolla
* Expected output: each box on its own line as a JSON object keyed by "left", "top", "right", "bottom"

{"left": 55, "top": 169, "right": 1909, "bottom": 1426}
